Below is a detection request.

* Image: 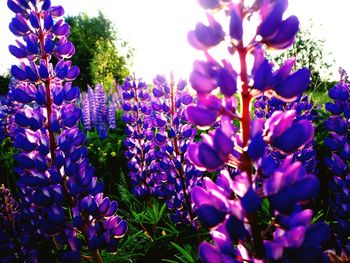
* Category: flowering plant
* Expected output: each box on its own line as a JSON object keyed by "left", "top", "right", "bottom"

{"left": 7, "top": 0, "right": 127, "bottom": 261}
{"left": 185, "top": 0, "right": 329, "bottom": 261}
{"left": 324, "top": 70, "right": 350, "bottom": 256}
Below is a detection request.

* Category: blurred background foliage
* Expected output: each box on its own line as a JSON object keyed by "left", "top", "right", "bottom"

{"left": 65, "top": 11, "right": 133, "bottom": 90}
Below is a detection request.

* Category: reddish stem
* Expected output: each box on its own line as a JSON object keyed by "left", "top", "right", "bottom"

{"left": 237, "top": 45, "right": 265, "bottom": 259}
{"left": 38, "top": 12, "right": 56, "bottom": 166}
{"left": 38, "top": 12, "right": 103, "bottom": 262}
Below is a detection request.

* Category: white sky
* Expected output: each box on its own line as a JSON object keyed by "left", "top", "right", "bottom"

{"left": 0, "top": 0, "right": 349, "bottom": 82}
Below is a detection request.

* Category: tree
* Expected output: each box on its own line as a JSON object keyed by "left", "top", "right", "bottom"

{"left": 267, "top": 23, "right": 334, "bottom": 92}
{"left": 90, "top": 40, "right": 130, "bottom": 90}
{"left": 65, "top": 11, "right": 133, "bottom": 90}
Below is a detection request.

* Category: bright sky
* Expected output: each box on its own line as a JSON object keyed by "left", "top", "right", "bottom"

{"left": 0, "top": 0, "right": 350, "bottom": 82}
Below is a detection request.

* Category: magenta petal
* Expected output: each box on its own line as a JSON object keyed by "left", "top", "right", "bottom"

{"left": 273, "top": 57, "right": 295, "bottom": 83}
{"left": 198, "top": 242, "right": 222, "bottom": 263}
{"left": 265, "top": 240, "right": 284, "bottom": 260}
{"left": 191, "top": 186, "right": 211, "bottom": 206}
{"left": 191, "top": 15, "right": 225, "bottom": 49}
{"left": 188, "top": 31, "right": 206, "bottom": 50}
{"left": 258, "top": 0, "right": 286, "bottom": 38}
{"left": 67, "top": 66, "right": 80, "bottom": 80}
{"left": 8, "top": 0, "right": 23, "bottom": 13}
{"left": 253, "top": 59, "right": 273, "bottom": 91}
{"left": 284, "top": 226, "right": 306, "bottom": 248}
{"left": 292, "top": 175, "right": 320, "bottom": 202}
{"left": 56, "top": 41, "right": 74, "bottom": 56}
{"left": 9, "top": 45, "right": 27, "bottom": 58}
{"left": 54, "top": 23, "right": 70, "bottom": 36}
{"left": 217, "top": 67, "right": 237, "bottom": 96}
{"left": 187, "top": 143, "right": 204, "bottom": 169}
{"left": 51, "top": 6, "right": 65, "bottom": 17}
{"left": 271, "top": 120, "right": 314, "bottom": 153}
{"left": 11, "top": 65, "right": 27, "bottom": 81}
{"left": 197, "top": 204, "right": 226, "bottom": 228}
{"left": 268, "top": 16, "right": 300, "bottom": 49}
{"left": 105, "top": 200, "right": 118, "bottom": 216}
{"left": 112, "top": 219, "right": 128, "bottom": 238}
{"left": 198, "top": 142, "right": 225, "bottom": 171}
{"left": 280, "top": 209, "right": 313, "bottom": 229}
{"left": 229, "top": 6, "right": 243, "bottom": 40}
{"left": 198, "top": 0, "right": 220, "bottom": 10}
{"left": 213, "top": 129, "right": 233, "bottom": 156}
{"left": 185, "top": 105, "right": 217, "bottom": 127}
{"left": 275, "top": 68, "right": 310, "bottom": 100}
{"left": 189, "top": 68, "right": 216, "bottom": 94}
{"left": 99, "top": 197, "right": 110, "bottom": 214}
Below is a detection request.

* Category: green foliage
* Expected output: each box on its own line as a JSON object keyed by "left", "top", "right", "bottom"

{"left": 267, "top": 23, "right": 334, "bottom": 92}
{"left": 0, "top": 138, "right": 18, "bottom": 195}
{"left": 162, "top": 243, "right": 198, "bottom": 263}
{"left": 308, "top": 84, "right": 336, "bottom": 106}
{"left": 90, "top": 40, "right": 130, "bottom": 92}
{"left": 0, "top": 73, "right": 11, "bottom": 95}
{"left": 66, "top": 11, "right": 133, "bottom": 90}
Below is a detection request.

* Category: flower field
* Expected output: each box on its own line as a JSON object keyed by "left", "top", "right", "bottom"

{"left": 0, "top": 0, "right": 349, "bottom": 262}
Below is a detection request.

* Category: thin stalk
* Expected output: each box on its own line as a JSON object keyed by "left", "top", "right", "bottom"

{"left": 91, "top": 250, "right": 103, "bottom": 263}
{"left": 237, "top": 45, "right": 265, "bottom": 259}
{"left": 37, "top": 9, "right": 56, "bottom": 166}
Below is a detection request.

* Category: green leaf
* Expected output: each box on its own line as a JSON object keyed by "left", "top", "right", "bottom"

{"left": 170, "top": 242, "right": 196, "bottom": 263}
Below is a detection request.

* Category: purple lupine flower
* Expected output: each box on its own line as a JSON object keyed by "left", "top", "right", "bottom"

{"left": 87, "top": 85, "right": 97, "bottom": 126}
{"left": 324, "top": 75, "right": 350, "bottom": 255}
{"left": 149, "top": 74, "right": 202, "bottom": 224}
{"left": 122, "top": 76, "right": 155, "bottom": 198}
{"left": 8, "top": 1, "right": 126, "bottom": 261}
{"left": 94, "top": 84, "right": 108, "bottom": 138}
{"left": 107, "top": 100, "right": 117, "bottom": 129}
{"left": 186, "top": 0, "right": 328, "bottom": 261}
{"left": 80, "top": 84, "right": 117, "bottom": 136}
{"left": 80, "top": 93, "right": 91, "bottom": 130}
{"left": 188, "top": 14, "right": 225, "bottom": 50}
{"left": 0, "top": 78, "right": 24, "bottom": 142}
{"left": 0, "top": 185, "right": 38, "bottom": 262}
{"left": 0, "top": 100, "right": 8, "bottom": 142}
{"left": 254, "top": 95, "right": 317, "bottom": 173}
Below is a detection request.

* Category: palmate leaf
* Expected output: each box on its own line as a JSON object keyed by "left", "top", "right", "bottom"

{"left": 101, "top": 230, "right": 154, "bottom": 262}
{"left": 143, "top": 201, "right": 167, "bottom": 225}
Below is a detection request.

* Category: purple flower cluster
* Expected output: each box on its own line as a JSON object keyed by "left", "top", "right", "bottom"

{"left": 80, "top": 84, "right": 118, "bottom": 138}
{"left": 0, "top": 100, "right": 9, "bottom": 142}
{"left": 324, "top": 73, "right": 350, "bottom": 255}
{"left": 185, "top": 0, "right": 329, "bottom": 261}
{"left": 254, "top": 95, "right": 317, "bottom": 173}
{"left": 122, "top": 74, "right": 203, "bottom": 224}
{"left": 122, "top": 76, "right": 154, "bottom": 198}
{"left": 150, "top": 74, "right": 202, "bottom": 224}
{"left": 8, "top": 0, "right": 126, "bottom": 261}
{"left": 0, "top": 185, "right": 38, "bottom": 262}
{"left": 0, "top": 79, "right": 23, "bottom": 142}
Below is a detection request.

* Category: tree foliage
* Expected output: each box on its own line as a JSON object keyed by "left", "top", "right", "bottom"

{"left": 66, "top": 11, "right": 133, "bottom": 90}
